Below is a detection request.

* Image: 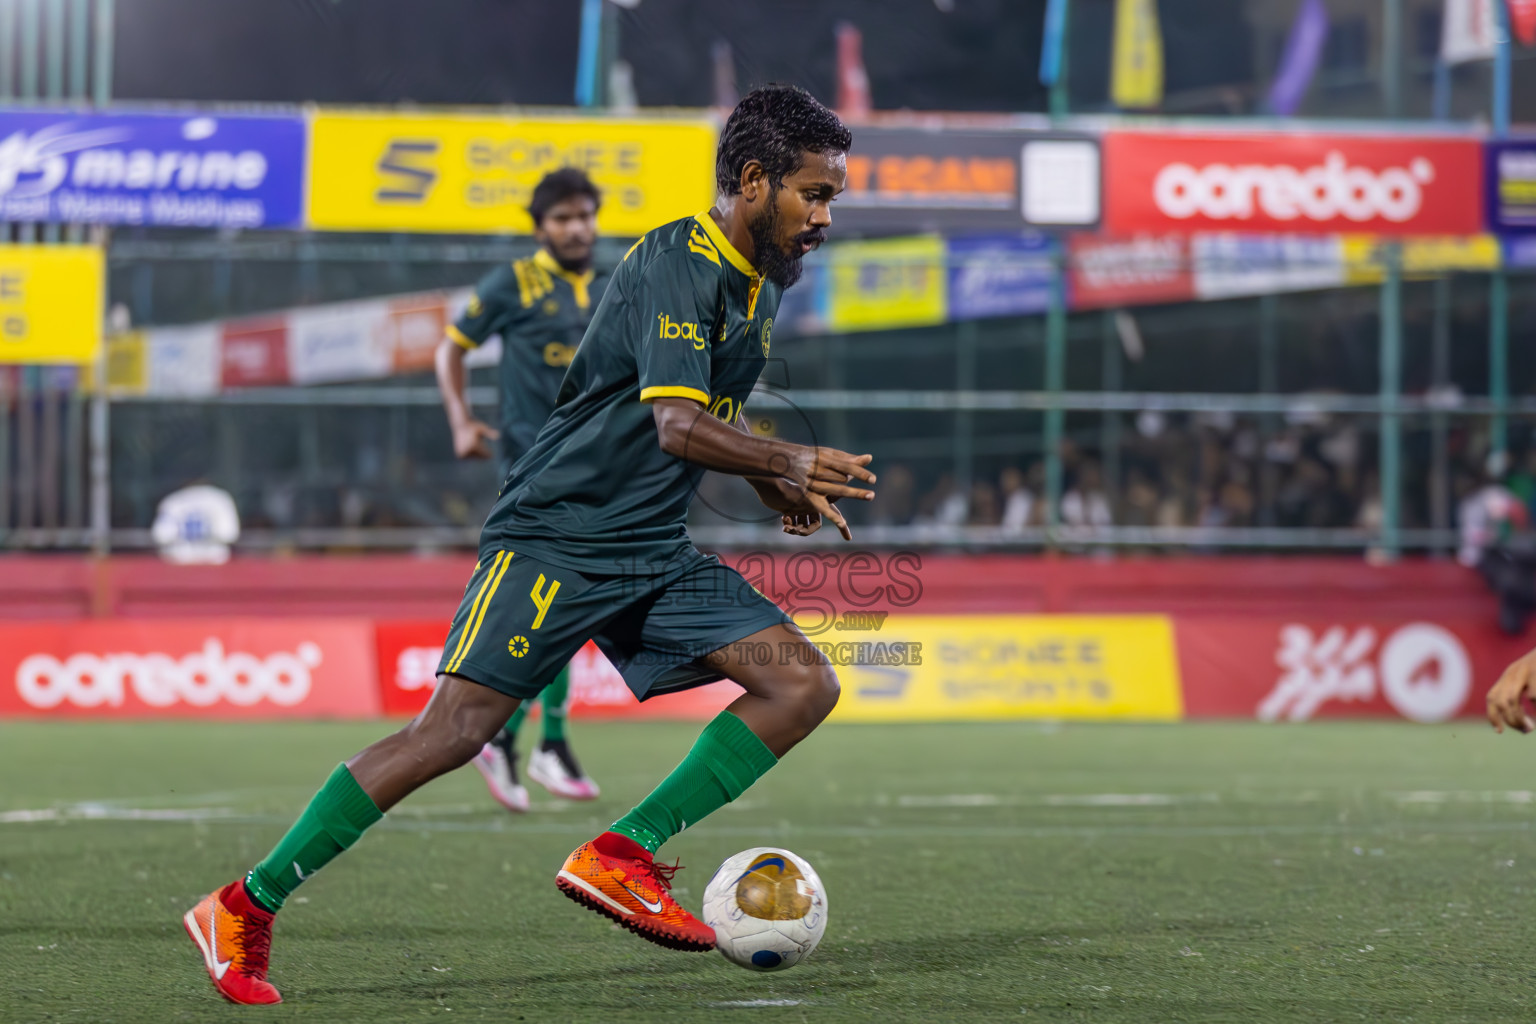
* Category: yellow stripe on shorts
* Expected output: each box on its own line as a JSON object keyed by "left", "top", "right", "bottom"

{"left": 445, "top": 551, "right": 505, "bottom": 674}
{"left": 448, "top": 550, "right": 514, "bottom": 674}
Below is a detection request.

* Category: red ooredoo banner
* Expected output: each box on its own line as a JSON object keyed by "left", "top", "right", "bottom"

{"left": 0, "top": 620, "right": 379, "bottom": 718}
{"left": 1103, "top": 132, "right": 1484, "bottom": 236}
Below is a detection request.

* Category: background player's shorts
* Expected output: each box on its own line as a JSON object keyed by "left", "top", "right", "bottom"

{"left": 435, "top": 548, "right": 793, "bottom": 701}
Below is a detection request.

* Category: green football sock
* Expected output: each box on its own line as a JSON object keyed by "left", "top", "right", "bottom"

{"left": 609, "top": 711, "right": 777, "bottom": 854}
{"left": 244, "top": 763, "right": 382, "bottom": 912}
{"left": 540, "top": 664, "right": 571, "bottom": 743}
{"left": 502, "top": 702, "right": 529, "bottom": 740}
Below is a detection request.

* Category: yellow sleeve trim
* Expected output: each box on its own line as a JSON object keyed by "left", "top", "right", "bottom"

{"left": 640, "top": 385, "right": 710, "bottom": 405}
{"left": 447, "top": 324, "right": 478, "bottom": 351}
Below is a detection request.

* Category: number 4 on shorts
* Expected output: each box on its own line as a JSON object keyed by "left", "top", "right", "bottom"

{"left": 530, "top": 574, "right": 560, "bottom": 630}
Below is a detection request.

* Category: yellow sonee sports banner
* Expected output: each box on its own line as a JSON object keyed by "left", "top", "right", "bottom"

{"left": 0, "top": 244, "right": 103, "bottom": 365}
{"left": 800, "top": 614, "right": 1183, "bottom": 722}
{"left": 308, "top": 111, "right": 717, "bottom": 235}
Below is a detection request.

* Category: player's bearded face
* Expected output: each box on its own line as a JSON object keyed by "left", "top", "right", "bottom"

{"left": 537, "top": 196, "right": 599, "bottom": 273}
{"left": 750, "top": 184, "right": 825, "bottom": 290}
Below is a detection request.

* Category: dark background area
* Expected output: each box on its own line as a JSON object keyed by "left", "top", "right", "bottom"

{"left": 113, "top": 0, "right": 1253, "bottom": 113}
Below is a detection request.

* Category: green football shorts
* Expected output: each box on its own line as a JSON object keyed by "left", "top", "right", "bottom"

{"left": 435, "top": 548, "right": 793, "bottom": 701}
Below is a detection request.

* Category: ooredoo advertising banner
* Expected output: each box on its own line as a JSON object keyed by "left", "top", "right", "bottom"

{"left": 0, "top": 620, "right": 379, "bottom": 718}
{"left": 1103, "top": 131, "right": 1484, "bottom": 237}
{"left": 0, "top": 110, "right": 305, "bottom": 228}
{"left": 1176, "top": 618, "right": 1530, "bottom": 723}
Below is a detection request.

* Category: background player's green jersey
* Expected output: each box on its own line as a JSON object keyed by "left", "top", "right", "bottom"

{"left": 482, "top": 212, "right": 782, "bottom": 575}
{"left": 449, "top": 249, "right": 611, "bottom": 470}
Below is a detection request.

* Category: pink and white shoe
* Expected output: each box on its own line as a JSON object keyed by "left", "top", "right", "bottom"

{"left": 472, "top": 742, "right": 530, "bottom": 813}
{"left": 528, "top": 741, "right": 601, "bottom": 801}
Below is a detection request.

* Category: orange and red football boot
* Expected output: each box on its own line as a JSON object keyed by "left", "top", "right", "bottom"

{"left": 557, "top": 833, "right": 715, "bottom": 951}
{"left": 183, "top": 880, "right": 282, "bottom": 1005}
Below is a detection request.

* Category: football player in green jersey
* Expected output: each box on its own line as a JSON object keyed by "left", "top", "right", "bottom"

{"left": 435, "top": 169, "right": 608, "bottom": 812}
{"left": 185, "top": 86, "right": 869, "bottom": 1002}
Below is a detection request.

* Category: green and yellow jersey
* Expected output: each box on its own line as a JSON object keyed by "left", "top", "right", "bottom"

{"left": 481, "top": 212, "right": 781, "bottom": 574}
{"left": 449, "top": 249, "right": 611, "bottom": 470}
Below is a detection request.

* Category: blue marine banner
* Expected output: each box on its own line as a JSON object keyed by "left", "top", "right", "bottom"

{"left": 946, "top": 234, "right": 1056, "bottom": 321}
{"left": 0, "top": 109, "right": 305, "bottom": 228}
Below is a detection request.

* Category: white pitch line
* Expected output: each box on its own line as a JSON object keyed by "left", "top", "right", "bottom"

{"left": 707, "top": 1000, "right": 804, "bottom": 1008}
{"left": 6, "top": 804, "right": 1536, "bottom": 841}
{"left": 894, "top": 793, "right": 1221, "bottom": 808}
{"left": 1391, "top": 790, "right": 1536, "bottom": 804}
{"left": 0, "top": 804, "right": 237, "bottom": 824}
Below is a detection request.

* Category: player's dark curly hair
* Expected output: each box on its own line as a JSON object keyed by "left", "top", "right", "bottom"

{"left": 527, "top": 167, "right": 602, "bottom": 226}
{"left": 715, "top": 85, "right": 851, "bottom": 196}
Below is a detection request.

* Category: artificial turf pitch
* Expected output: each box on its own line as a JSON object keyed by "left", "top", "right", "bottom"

{"left": 3, "top": 720, "right": 1536, "bottom": 1023}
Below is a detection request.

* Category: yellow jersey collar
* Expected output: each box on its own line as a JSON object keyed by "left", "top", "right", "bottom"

{"left": 533, "top": 248, "right": 594, "bottom": 289}
{"left": 693, "top": 211, "right": 758, "bottom": 278}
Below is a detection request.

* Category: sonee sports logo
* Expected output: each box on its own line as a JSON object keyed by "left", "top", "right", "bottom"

{"left": 508, "top": 635, "right": 530, "bottom": 658}
{"left": 375, "top": 139, "right": 439, "bottom": 203}
{"left": 657, "top": 313, "right": 706, "bottom": 349}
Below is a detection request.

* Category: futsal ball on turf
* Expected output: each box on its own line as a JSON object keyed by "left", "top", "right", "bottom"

{"left": 702, "top": 847, "right": 827, "bottom": 971}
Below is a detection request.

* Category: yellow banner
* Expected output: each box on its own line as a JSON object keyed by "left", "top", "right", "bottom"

{"left": 809, "top": 614, "right": 1183, "bottom": 722}
{"left": 1342, "top": 234, "right": 1502, "bottom": 283}
{"left": 308, "top": 111, "right": 717, "bottom": 235}
{"left": 826, "top": 235, "right": 947, "bottom": 333}
{"left": 1111, "top": 0, "right": 1164, "bottom": 109}
{"left": 104, "top": 331, "right": 147, "bottom": 394}
{"left": 0, "top": 245, "right": 103, "bottom": 365}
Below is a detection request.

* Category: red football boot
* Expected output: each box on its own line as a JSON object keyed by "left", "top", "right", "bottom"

{"left": 557, "top": 833, "right": 715, "bottom": 951}
{"left": 183, "top": 880, "right": 282, "bottom": 1005}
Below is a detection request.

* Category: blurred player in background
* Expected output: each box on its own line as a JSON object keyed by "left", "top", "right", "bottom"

{"left": 434, "top": 168, "right": 609, "bottom": 811}
{"left": 183, "top": 85, "right": 868, "bottom": 1004}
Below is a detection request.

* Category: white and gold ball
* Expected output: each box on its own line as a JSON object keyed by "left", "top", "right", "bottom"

{"left": 702, "top": 847, "right": 828, "bottom": 972}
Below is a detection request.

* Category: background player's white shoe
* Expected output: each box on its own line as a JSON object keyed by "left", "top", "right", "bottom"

{"left": 528, "top": 742, "right": 600, "bottom": 801}
{"left": 473, "top": 742, "right": 530, "bottom": 812}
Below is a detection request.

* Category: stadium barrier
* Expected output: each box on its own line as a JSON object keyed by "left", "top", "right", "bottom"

{"left": 0, "top": 555, "right": 1520, "bottom": 722}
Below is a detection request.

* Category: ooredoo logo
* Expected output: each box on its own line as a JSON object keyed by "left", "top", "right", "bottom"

{"left": 1152, "top": 151, "right": 1434, "bottom": 224}
{"left": 15, "top": 638, "right": 322, "bottom": 709}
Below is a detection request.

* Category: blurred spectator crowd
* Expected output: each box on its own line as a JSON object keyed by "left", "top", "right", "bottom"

{"left": 847, "top": 411, "right": 1533, "bottom": 540}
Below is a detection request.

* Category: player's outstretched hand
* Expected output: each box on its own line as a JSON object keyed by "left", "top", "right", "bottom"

{"left": 452, "top": 418, "right": 500, "bottom": 460}
{"left": 1487, "top": 648, "right": 1536, "bottom": 734}
{"left": 777, "top": 446, "right": 874, "bottom": 541}
{"left": 802, "top": 448, "right": 876, "bottom": 502}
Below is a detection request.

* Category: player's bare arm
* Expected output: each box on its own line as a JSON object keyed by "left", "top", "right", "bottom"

{"left": 433, "top": 336, "right": 499, "bottom": 459}
{"left": 1487, "top": 647, "right": 1536, "bottom": 734}
{"left": 650, "top": 396, "right": 874, "bottom": 540}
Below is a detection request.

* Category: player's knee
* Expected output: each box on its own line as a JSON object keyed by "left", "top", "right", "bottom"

{"left": 785, "top": 659, "right": 840, "bottom": 730}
